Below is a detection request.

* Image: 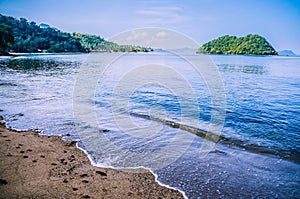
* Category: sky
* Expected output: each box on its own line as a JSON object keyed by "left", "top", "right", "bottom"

{"left": 0, "top": 0, "right": 300, "bottom": 54}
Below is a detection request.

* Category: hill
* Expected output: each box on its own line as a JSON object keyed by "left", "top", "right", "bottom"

{"left": 197, "top": 34, "right": 278, "bottom": 55}
{"left": 0, "top": 14, "right": 152, "bottom": 54}
{"left": 278, "top": 50, "right": 296, "bottom": 56}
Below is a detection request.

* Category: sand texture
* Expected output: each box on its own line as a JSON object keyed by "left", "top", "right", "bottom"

{"left": 0, "top": 123, "right": 184, "bottom": 199}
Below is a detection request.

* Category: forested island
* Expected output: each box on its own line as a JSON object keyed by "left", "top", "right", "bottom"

{"left": 197, "top": 34, "right": 278, "bottom": 55}
{"left": 0, "top": 14, "right": 152, "bottom": 54}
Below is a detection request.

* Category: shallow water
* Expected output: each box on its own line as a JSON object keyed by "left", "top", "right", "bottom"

{"left": 0, "top": 53, "right": 299, "bottom": 198}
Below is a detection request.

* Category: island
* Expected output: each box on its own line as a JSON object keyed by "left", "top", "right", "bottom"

{"left": 278, "top": 50, "right": 296, "bottom": 56}
{"left": 0, "top": 14, "right": 152, "bottom": 55}
{"left": 197, "top": 34, "right": 278, "bottom": 55}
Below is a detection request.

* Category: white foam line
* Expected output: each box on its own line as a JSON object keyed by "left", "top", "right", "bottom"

{"left": 152, "top": 171, "right": 188, "bottom": 199}
{"left": 5, "top": 125, "right": 42, "bottom": 134}
{"left": 1, "top": 121, "right": 187, "bottom": 198}
{"left": 76, "top": 143, "right": 188, "bottom": 199}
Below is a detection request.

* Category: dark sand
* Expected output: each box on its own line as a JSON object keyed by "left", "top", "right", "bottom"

{"left": 0, "top": 123, "right": 184, "bottom": 198}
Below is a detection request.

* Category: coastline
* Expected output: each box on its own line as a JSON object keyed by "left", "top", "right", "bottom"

{"left": 0, "top": 122, "right": 184, "bottom": 198}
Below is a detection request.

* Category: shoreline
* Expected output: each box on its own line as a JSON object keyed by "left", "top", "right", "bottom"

{"left": 77, "top": 141, "right": 187, "bottom": 197}
{"left": 0, "top": 122, "right": 184, "bottom": 198}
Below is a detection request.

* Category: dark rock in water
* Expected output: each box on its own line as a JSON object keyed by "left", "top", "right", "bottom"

{"left": 0, "top": 179, "right": 8, "bottom": 185}
{"left": 0, "top": 116, "right": 4, "bottom": 120}
{"left": 100, "top": 129, "right": 110, "bottom": 133}
{"left": 171, "top": 122, "right": 180, "bottom": 128}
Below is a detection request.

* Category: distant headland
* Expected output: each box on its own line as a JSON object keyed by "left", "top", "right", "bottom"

{"left": 278, "top": 50, "right": 296, "bottom": 56}
{"left": 0, "top": 14, "right": 152, "bottom": 55}
{"left": 197, "top": 34, "right": 278, "bottom": 55}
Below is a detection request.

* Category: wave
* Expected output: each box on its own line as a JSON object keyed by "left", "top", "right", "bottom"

{"left": 129, "top": 112, "right": 300, "bottom": 163}
{"left": 75, "top": 140, "right": 188, "bottom": 198}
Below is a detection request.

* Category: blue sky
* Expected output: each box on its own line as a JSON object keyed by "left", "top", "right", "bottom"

{"left": 1, "top": 0, "right": 299, "bottom": 54}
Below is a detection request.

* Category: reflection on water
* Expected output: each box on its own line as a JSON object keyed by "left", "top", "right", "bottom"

{"left": 218, "top": 64, "right": 267, "bottom": 74}
{"left": 0, "top": 54, "right": 86, "bottom": 139}
{"left": 1, "top": 56, "right": 82, "bottom": 75}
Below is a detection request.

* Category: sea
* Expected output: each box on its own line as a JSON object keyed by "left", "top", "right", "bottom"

{"left": 0, "top": 52, "right": 299, "bottom": 198}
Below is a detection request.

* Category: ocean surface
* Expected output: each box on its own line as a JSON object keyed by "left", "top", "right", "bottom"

{"left": 0, "top": 52, "right": 299, "bottom": 198}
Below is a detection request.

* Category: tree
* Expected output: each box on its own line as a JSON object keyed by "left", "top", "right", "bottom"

{"left": 0, "top": 24, "right": 14, "bottom": 53}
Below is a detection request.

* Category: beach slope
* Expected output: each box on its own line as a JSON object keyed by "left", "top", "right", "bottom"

{"left": 0, "top": 123, "right": 183, "bottom": 198}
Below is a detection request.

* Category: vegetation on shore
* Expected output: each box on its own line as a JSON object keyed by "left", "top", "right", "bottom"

{"left": 0, "top": 24, "right": 14, "bottom": 54}
{"left": 0, "top": 14, "right": 152, "bottom": 54}
{"left": 73, "top": 33, "right": 152, "bottom": 52}
{"left": 197, "top": 34, "right": 278, "bottom": 55}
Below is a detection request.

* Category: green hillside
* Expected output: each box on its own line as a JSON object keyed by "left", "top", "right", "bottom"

{"left": 197, "top": 34, "right": 278, "bottom": 55}
{"left": 0, "top": 14, "right": 152, "bottom": 54}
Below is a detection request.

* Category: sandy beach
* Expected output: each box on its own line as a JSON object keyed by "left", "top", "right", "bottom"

{"left": 0, "top": 121, "right": 184, "bottom": 198}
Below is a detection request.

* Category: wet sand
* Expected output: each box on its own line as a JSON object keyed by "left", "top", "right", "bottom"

{"left": 0, "top": 123, "right": 184, "bottom": 198}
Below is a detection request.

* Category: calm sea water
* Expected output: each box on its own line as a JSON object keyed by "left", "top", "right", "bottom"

{"left": 0, "top": 53, "right": 299, "bottom": 198}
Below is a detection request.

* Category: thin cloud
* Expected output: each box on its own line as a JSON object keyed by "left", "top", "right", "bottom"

{"left": 136, "top": 5, "right": 182, "bottom": 16}
{"left": 135, "top": 5, "right": 188, "bottom": 25}
{"left": 136, "top": 6, "right": 182, "bottom": 15}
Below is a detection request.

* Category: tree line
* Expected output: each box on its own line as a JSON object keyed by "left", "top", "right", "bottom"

{"left": 0, "top": 14, "right": 152, "bottom": 54}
